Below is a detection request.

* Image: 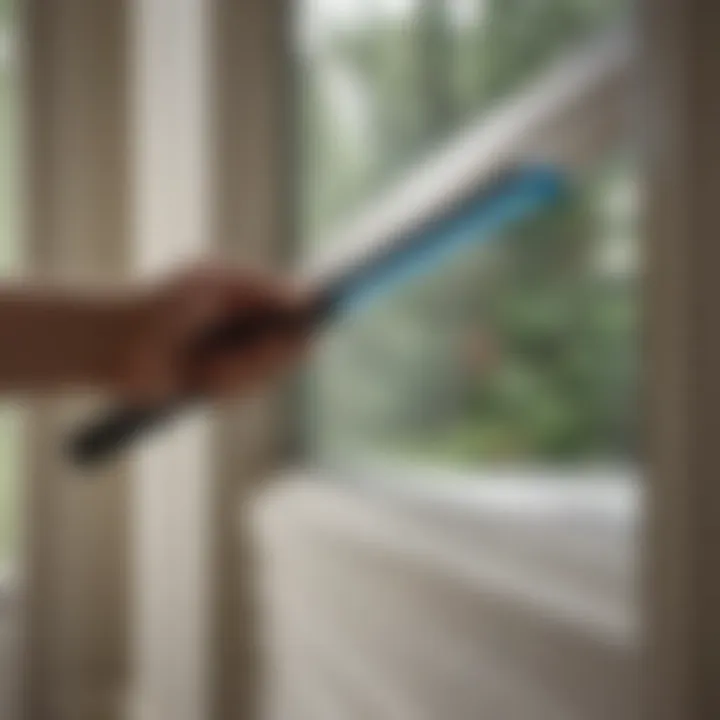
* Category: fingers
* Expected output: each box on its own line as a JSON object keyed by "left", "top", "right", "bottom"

{"left": 195, "top": 329, "right": 309, "bottom": 397}
{"left": 176, "top": 265, "right": 314, "bottom": 396}
{"left": 182, "top": 264, "right": 298, "bottom": 307}
{"left": 116, "top": 262, "right": 315, "bottom": 404}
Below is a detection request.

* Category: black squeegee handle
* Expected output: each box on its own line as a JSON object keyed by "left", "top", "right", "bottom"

{"left": 69, "top": 293, "right": 336, "bottom": 465}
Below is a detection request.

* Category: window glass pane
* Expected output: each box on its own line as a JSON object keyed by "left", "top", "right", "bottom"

{"left": 266, "top": 6, "right": 641, "bottom": 720}
{"left": 297, "top": 0, "right": 636, "bottom": 468}
{"left": 312, "top": 156, "right": 638, "bottom": 464}
{"left": 298, "top": 0, "right": 627, "bottom": 245}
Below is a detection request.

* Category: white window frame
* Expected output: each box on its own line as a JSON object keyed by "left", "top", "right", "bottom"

{"left": 21, "top": 1, "right": 289, "bottom": 719}
{"left": 22, "top": 1, "right": 131, "bottom": 718}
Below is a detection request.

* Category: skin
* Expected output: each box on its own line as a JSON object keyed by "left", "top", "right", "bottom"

{"left": 0, "top": 264, "right": 312, "bottom": 401}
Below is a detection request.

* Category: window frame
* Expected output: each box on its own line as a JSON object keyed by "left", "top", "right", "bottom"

{"left": 289, "top": 2, "right": 720, "bottom": 717}
{"left": 22, "top": 0, "right": 131, "bottom": 717}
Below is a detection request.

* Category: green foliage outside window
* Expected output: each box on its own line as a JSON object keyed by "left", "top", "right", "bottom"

{"left": 300, "top": 0, "right": 636, "bottom": 464}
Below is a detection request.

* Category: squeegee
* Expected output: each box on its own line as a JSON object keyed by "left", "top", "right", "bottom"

{"left": 69, "top": 30, "right": 630, "bottom": 464}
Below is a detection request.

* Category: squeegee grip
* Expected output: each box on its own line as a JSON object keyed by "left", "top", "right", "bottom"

{"left": 69, "top": 303, "right": 327, "bottom": 464}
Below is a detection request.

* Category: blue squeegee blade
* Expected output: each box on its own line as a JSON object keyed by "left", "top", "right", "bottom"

{"left": 335, "top": 163, "right": 567, "bottom": 316}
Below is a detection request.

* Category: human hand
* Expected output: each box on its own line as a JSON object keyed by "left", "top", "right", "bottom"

{"left": 112, "top": 265, "right": 313, "bottom": 403}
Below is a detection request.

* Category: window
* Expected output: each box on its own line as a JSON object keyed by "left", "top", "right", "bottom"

{"left": 296, "top": 0, "right": 637, "bottom": 470}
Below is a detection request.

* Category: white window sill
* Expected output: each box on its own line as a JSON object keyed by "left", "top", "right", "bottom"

{"left": 251, "top": 464, "right": 640, "bottom": 720}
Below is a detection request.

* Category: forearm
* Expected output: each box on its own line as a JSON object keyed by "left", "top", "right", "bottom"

{"left": 0, "top": 285, "right": 132, "bottom": 392}
{"left": 0, "top": 265, "right": 311, "bottom": 403}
